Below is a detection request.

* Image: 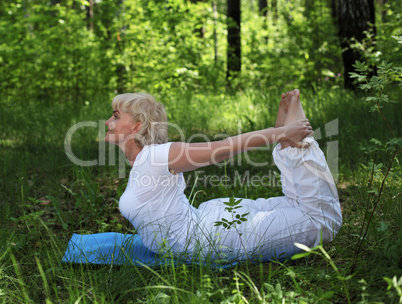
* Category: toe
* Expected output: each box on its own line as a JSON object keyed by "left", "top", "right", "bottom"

{"left": 291, "top": 89, "right": 300, "bottom": 101}
{"left": 280, "top": 93, "right": 286, "bottom": 105}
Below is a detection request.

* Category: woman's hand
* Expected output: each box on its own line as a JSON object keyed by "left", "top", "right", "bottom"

{"left": 280, "top": 119, "right": 313, "bottom": 148}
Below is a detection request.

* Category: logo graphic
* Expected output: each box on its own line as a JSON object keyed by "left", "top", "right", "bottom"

{"left": 64, "top": 119, "right": 339, "bottom": 183}
{"left": 308, "top": 118, "right": 339, "bottom": 183}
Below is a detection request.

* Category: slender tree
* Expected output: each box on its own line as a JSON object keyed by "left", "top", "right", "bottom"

{"left": 330, "top": 0, "right": 338, "bottom": 20}
{"left": 227, "top": 0, "right": 241, "bottom": 79}
{"left": 271, "top": 0, "right": 278, "bottom": 24}
{"left": 213, "top": 0, "right": 219, "bottom": 65}
{"left": 114, "top": 0, "right": 127, "bottom": 93}
{"left": 259, "top": 0, "right": 268, "bottom": 16}
{"left": 338, "top": 0, "right": 376, "bottom": 89}
{"left": 259, "top": 0, "right": 268, "bottom": 43}
{"left": 86, "top": 0, "right": 94, "bottom": 30}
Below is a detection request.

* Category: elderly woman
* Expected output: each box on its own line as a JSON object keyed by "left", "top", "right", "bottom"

{"left": 105, "top": 90, "right": 342, "bottom": 261}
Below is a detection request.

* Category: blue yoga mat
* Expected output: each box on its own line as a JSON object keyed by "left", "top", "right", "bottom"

{"left": 62, "top": 233, "right": 158, "bottom": 266}
{"left": 62, "top": 233, "right": 236, "bottom": 268}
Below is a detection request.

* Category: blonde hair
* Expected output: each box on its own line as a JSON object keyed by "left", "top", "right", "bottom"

{"left": 111, "top": 93, "right": 168, "bottom": 147}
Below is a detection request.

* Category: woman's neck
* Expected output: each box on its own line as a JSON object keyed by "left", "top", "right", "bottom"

{"left": 119, "top": 140, "right": 143, "bottom": 166}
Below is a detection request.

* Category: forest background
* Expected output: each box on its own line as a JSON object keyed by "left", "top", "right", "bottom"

{"left": 0, "top": 0, "right": 401, "bottom": 303}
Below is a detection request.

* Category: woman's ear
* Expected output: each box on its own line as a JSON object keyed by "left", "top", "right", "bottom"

{"left": 132, "top": 121, "right": 142, "bottom": 133}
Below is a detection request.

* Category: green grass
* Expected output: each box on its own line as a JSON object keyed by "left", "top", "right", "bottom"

{"left": 0, "top": 86, "right": 401, "bottom": 303}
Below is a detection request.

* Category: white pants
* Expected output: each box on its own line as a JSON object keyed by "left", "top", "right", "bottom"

{"left": 196, "top": 138, "right": 342, "bottom": 261}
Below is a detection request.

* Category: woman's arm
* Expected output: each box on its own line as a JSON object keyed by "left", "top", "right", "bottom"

{"left": 168, "top": 119, "right": 313, "bottom": 174}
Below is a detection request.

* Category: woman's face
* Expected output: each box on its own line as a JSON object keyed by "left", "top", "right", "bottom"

{"left": 105, "top": 109, "right": 136, "bottom": 144}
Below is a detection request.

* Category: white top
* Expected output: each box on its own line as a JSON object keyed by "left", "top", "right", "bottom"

{"left": 119, "top": 143, "right": 199, "bottom": 255}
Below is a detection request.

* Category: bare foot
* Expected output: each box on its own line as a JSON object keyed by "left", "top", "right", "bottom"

{"left": 275, "top": 92, "right": 291, "bottom": 128}
{"left": 283, "top": 89, "right": 306, "bottom": 125}
{"left": 282, "top": 89, "right": 311, "bottom": 149}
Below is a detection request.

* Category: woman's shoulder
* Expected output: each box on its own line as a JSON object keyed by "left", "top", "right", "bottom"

{"left": 148, "top": 142, "right": 173, "bottom": 150}
{"left": 136, "top": 142, "right": 173, "bottom": 167}
{"left": 144, "top": 142, "right": 173, "bottom": 155}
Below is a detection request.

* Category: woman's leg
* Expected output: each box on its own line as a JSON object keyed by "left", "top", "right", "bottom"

{"left": 205, "top": 92, "right": 341, "bottom": 260}
{"left": 273, "top": 92, "right": 298, "bottom": 200}
{"left": 239, "top": 91, "right": 302, "bottom": 210}
{"left": 219, "top": 92, "right": 298, "bottom": 214}
{"left": 273, "top": 90, "right": 342, "bottom": 243}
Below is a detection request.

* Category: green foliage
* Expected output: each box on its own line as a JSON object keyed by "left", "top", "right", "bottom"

{"left": 0, "top": 0, "right": 368, "bottom": 103}
{"left": 1, "top": 0, "right": 400, "bottom": 101}
{"left": 214, "top": 197, "right": 249, "bottom": 230}
{"left": 348, "top": 56, "right": 401, "bottom": 273}
{"left": 241, "top": 0, "right": 341, "bottom": 89}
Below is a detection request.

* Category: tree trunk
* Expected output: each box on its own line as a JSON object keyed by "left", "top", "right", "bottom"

{"left": 331, "top": 0, "right": 337, "bottom": 20}
{"left": 271, "top": 0, "right": 278, "bottom": 24}
{"left": 259, "top": 0, "right": 268, "bottom": 16}
{"left": 259, "top": 0, "right": 268, "bottom": 43}
{"left": 115, "top": 0, "right": 126, "bottom": 93}
{"left": 213, "top": 0, "right": 218, "bottom": 65}
{"left": 329, "top": 0, "right": 338, "bottom": 28}
{"left": 86, "top": 0, "right": 94, "bottom": 30}
{"left": 338, "top": 0, "right": 376, "bottom": 89}
{"left": 227, "top": 0, "right": 241, "bottom": 79}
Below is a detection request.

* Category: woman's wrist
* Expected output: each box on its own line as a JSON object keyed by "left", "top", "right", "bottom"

{"left": 275, "top": 126, "right": 287, "bottom": 143}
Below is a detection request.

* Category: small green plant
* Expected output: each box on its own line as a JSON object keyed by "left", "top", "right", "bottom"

{"left": 214, "top": 197, "right": 249, "bottom": 231}
{"left": 214, "top": 197, "right": 250, "bottom": 260}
